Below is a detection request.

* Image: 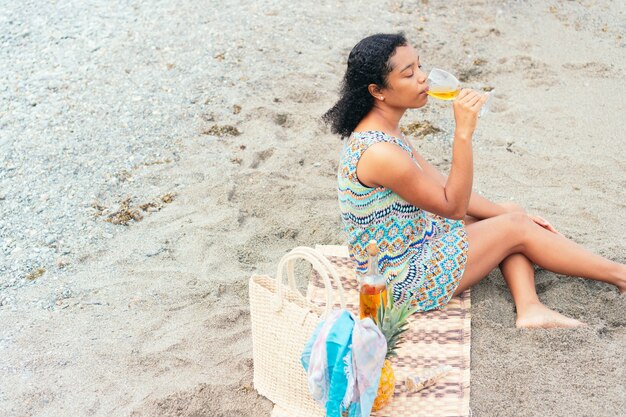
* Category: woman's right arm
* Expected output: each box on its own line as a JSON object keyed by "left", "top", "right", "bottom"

{"left": 357, "top": 89, "right": 487, "bottom": 220}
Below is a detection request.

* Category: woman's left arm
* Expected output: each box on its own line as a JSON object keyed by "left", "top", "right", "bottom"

{"left": 408, "top": 147, "right": 505, "bottom": 219}
{"left": 408, "top": 148, "right": 559, "bottom": 232}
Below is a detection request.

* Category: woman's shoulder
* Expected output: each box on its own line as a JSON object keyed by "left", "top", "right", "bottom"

{"left": 352, "top": 123, "right": 405, "bottom": 140}
{"left": 346, "top": 129, "right": 420, "bottom": 171}
{"left": 350, "top": 129, "right": 399, "bottom": 146}
{"left": 349, "top": 129, "right": 411, "bottom": 155}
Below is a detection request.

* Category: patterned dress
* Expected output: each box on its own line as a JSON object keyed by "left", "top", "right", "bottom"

{"left": 337, "top": 130, "right": 469, "bottom": 312}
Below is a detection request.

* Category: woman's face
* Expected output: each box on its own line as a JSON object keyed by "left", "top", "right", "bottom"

{"left": 375, "top": 45, "right": 429, "bottom": 109}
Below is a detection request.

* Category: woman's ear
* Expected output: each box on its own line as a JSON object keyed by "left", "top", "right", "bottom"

{"left": 368, "top": 84, "right": 384, "bottom": 101}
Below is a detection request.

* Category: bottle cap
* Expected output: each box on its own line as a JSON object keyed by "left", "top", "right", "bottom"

{"left": 366, "top": 239, "right": 379, "bottom": 256}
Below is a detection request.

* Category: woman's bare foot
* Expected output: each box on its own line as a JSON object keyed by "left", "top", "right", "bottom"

{"left": 515, "top": 302, "right": 588, "bottom": 329}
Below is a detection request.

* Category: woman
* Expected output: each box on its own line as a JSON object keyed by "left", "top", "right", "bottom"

{"left": 325, "top": 32, "right": 626, "bottom": 329}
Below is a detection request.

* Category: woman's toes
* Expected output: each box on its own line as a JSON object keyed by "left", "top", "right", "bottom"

{"left": 563, "top": 317, "right": 588, "bottom": 328}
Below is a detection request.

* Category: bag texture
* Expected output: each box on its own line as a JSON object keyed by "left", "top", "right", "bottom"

{"left": 249, "top": 246, "right": 346, "bottom": 417}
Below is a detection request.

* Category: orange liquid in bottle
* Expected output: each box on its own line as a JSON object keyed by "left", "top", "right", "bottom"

{"left": 359, "top": 283, "right": 388, "bottom": 321}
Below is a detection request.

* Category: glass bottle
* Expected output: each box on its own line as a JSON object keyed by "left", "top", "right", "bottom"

{"left": 359, "top": 239, "right": 388, "bottom": 320}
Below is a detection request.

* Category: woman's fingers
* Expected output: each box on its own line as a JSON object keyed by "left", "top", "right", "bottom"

{"left": 466, "top": 93, "right": 483, "bottom": 108}
{"left": 457, "top": 89, "right": 488, "bottom": 109}
{"left": 457, "top": 89, "right": 479, "bottom": 104}
{"left": 456, "top": 88, "right": 472, "bottom": 101}
{"left": 530, "top": 214, "right": 560, "bottom": 234}
{"left": 532, "top": 215, "right": 547, "bottom": 225}
{"left": 471, "top": 93, "right": 489, "bottom": 111}
{"left": 452, "top": 88, "right": 487, "bottom": 139}
{"left": 529, "top": 215, "right": 547, "bottom": 227}
{"left": 545, "top": 222, "right": 560, "bottom": 234}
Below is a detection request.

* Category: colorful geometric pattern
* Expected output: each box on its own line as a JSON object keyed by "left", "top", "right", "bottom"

{"left": 337, "top": 130, "right": 469, "bottom": 312}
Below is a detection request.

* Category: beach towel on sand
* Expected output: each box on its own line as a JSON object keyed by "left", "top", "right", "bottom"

{"left": 301, "top": 309, "right": 387, "bottom": 417}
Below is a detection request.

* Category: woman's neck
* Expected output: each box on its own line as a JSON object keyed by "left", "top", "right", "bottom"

{"left": 356, "top": 105, "right": 406, "bottom": 137}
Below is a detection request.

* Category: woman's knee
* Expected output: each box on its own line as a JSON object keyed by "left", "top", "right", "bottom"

{"left": 464, "top": 212, "right": 531, "bottom": 265}
{"left": 499, "top": 211, "right": 534, "bottom": 243}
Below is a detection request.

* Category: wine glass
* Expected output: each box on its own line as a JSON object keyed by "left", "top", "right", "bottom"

{"left": 426, "top": 68, "right": 493, "bottom": 117}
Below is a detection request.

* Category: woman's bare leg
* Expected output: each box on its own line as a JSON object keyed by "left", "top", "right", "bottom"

{"left": 464, "top": 215, "right": 542, "bottom": 317}
{"left": 462, "top": 214, "right": 581, "bottom": 328}
{"left": 490, "top": 203, "right": 541, "bottom": 311}
{"left": 498, "top": 254, "right": 539, "bottom": 308}
{"left": 497, "top": 254, "right": 587, "bottom": 328}
{"left": 454, "top": 212, "right": 626, "bottom": 327}
{"left": 464, "top": 213, "right": 542, "bottom": 310}
{"left": 466, "top": 205, "right": 585, "bottom": 327}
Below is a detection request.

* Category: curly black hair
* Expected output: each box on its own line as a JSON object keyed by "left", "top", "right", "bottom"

{"left": 322, "top": 32, "right": 408, "bottom": 139}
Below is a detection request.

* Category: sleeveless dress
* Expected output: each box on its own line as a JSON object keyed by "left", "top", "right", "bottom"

{"left": 337, "top": 130, "right": 469, "bottom": 312}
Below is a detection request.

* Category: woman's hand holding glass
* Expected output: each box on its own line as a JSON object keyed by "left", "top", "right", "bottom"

{"left": 452, "top": 89, "right": 490, "bottom": 141}
{"left": 426, "top": 68, "right": 493, "bottom": 118}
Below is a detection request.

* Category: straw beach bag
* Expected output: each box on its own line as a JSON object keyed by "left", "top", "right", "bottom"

{"left": 249, "top": 246, "right": 346, "bottom": 417}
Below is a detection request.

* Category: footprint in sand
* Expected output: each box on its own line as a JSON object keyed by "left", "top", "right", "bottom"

{"left": 243, "top": 106, "right": 293, "bottom": 130}
{"left": 562, "top": 62, "right": 616, "bottom": 78}
{"left": 273, "top": 112, "right": 293, "bottom": 128}
{"left": 132, "top": 380, "right": 273, "bottom": 416}
{"left": 207, "top": 307, "right": 250, "bottom": 330}
{"left": 497, "top": 55, "right": 559, "bottom": 88}
{"left": 286, "top": 88, "right": 324, "bottom": 104}
{"left": 249, "top": 148, "right": 275, "bottom": 169}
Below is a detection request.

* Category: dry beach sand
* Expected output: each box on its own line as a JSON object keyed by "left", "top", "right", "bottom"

{"left": 1, "top": 0, "right": 625, "bottom": 416}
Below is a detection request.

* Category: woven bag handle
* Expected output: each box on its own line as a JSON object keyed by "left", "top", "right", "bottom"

{"left": 274, "top": 247, "right": 345, "bottom": 318}
{"left": 285, "top": 247, "right": 346, "bottom": 309}
{"left": 274, "top": 250, "right": 333, "bottom": 316}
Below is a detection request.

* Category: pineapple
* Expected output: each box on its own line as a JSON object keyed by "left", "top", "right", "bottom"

{"left": 371, "top": 286, "right": 420, "bottom": 411}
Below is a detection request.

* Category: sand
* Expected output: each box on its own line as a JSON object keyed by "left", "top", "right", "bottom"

{"left": 1, "top": 0, "right": 625, "bottom": 416}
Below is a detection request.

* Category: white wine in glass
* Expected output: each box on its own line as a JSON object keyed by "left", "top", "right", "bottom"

{"left": 426, "top": 67, "right": 493, "bottom": 117}
{"left": 426, "top": 68, "right": 460, "bottom": 101}
{"left": 426, "top": 89, "right": 460, "bottom": 101}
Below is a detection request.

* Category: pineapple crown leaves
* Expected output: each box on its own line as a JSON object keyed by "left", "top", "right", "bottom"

{"left": 374, "top": 284, "right": 421, "bottom": 359}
